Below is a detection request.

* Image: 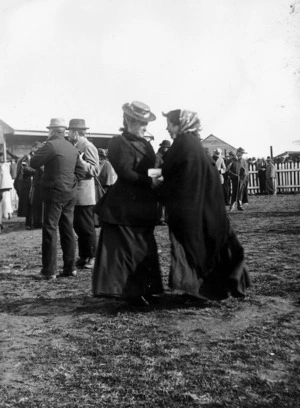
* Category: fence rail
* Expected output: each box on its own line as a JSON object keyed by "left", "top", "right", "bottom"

{"left": 248, "top": 162, "right": 300, "bottom": 194}
{"left": 6, "top": 163, "right": 300, "bottom": 215}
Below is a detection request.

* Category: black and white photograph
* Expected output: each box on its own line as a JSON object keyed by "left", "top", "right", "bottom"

{"left": 0, "top": 1, "right": 299, "bottom": 407}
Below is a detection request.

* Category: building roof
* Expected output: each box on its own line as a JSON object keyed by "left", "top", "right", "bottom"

{"left": 0, "top": 119, "right": 14, "bottom": 143}
{"left": 201, "top": 134, "right": 237, "bottom": 155}
{"left": 274, "top": 151, "right": 300, "bottom": 158}
{"left": 1, "top": 118, "right": 154, "bottom": 149}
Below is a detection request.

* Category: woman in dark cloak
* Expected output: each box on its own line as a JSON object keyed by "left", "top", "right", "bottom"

{"left": 92, "top": 101, "right": 163, "bottom": 306}
{"left": 14, "top": 142, "right": 44, "bottom": 229}
{"left": 155, "top": 109, "right": 250, "bottom": 301}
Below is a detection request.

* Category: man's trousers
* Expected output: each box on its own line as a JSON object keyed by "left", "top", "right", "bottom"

{"left": 74, "top": 205, "right": 97, "bottom": 259}
{"left": 41, "top": 198, "right": 76, "bottom": 276}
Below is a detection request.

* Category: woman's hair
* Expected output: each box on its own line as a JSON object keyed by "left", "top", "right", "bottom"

{"left": 163, "top": 109, "right": 202, "bottom": 138}
{"left": 163, "top": 110, "right": 181, "bottom": 126}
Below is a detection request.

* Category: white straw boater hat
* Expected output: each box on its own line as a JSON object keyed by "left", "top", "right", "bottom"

{"left": 46, "top": 118, "right": 67, "bottom": 129}
{"left": 122, "top": 101, "right": 156, "bottom": 122}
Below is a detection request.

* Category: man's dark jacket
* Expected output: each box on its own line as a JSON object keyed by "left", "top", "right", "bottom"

{"left": 30, "top": 135, "right": 83, "bottom": 203}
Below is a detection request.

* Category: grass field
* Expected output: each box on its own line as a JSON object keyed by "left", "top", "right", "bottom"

{"left": 0, "top": 194, "right": 299, "bottom": 407}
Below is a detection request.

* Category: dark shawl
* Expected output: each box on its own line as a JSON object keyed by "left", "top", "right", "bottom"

{"left": 158, "top": 132, "right": 250, "bottom": 298}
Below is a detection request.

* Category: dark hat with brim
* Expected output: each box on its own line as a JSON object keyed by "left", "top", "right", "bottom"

{"left": 32, "top": 141, "right": 43, "bottom": 148}
{"left": 236, "top": 147, "right": 247, "bottom": 154}
{"left": 228, "top": 151, "right": 236, "bottom": 156}
{"left": 98, "top": 148, "right": 107, "bottom": 157}
{"left": 122, "top": 101, "right": 156, "bottom": 122}
{"left": 159, "top": 140, "right": 171, "bottom": 148}
{"left": 68, "top": 119, "right": 89, "bottom": 130}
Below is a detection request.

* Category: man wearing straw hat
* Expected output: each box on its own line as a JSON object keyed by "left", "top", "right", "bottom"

{"left": 227, "top": 147, "right": 249, "bottom": 211}
{"left": 155, "top": 139, "right": 171, "bottom": 168}
{"left": 68, "top": 119, "right": 100, "bottom": 270}
{"left": 30, "top": 118, "right": 85, "bottom": 280}
{"left": 155, "top": 140, "right": 171, "bottom": 225}
{"left": 212, "top": 148, "right": 226, "bottom": 183}
{"left": 266, "top": 156, "right": 277, "bottom": 195}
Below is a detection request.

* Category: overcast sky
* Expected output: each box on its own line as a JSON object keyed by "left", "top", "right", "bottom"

{"left": 0, "top": 0, "right": 299, "bottom": 157}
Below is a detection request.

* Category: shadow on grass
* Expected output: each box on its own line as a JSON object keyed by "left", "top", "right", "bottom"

{"left": 0, "top": 220, "right": 29, "bottom": 234}
{"left": 232, "top": 211, "right": 300, "bottom": 217}
{"left": 0, "top": 292, "right": 223, "bottom": 317}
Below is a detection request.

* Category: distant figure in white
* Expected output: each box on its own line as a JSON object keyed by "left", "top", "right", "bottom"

{"left": 0, "top": 162, "right": 14, "bottom": 230}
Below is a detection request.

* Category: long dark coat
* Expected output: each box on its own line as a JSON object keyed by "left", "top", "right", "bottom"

{"left": 15, "top": 154, "right": 35, "bottom": 218}
{"left": 159, "top": 132, "right": 250, "bottom": 299}
{"left": 92, "top": 131, "right": 163, "bottom": 298}
{"left": 228, "top": 157, "right": 249, "bottom": 204}
{"left": 97, "top": 131, "right": 158, "bottom": 227}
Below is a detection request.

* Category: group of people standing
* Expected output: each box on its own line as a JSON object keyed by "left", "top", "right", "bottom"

{"left": 212, "top": 147, "right": 249, "bottom": 211}
{"left": 28, "top": 118, "right": 99, "bottom": 278}
{"left": 256, "top": 157, "right": 277, "bottom": 195}
{"left": 92, "top": 102, "right": 250, "bottom": 306}
{"left": 211, "top": 148, "right": 278, "bottom": 208}
{"left": 14, "top": 141, "right": 44, "bottom": 229}
{"left": 5, "top": 101, "right": 251, "bottom": 306}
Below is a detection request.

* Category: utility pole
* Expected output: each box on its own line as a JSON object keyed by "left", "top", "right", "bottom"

{"left": 0, "top": 124, "right": 7, "bottom": 162}
{"left": 270, "top": 146, "right": 273, "bottom": 158}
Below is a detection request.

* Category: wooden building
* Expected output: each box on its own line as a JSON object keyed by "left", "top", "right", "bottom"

{"left": 0, "top": 119, "right": 154, "bottom": 162}
{"left": 274, "top": 151, "right": 300, "bottom": 161}
{"left": 201, "top": 134, "right": 237, "bottom": 157}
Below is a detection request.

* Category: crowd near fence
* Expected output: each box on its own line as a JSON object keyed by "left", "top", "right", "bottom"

{"left": 248, "top": 162, "right": 300, "bottom": 194}
{"left": 3, "top": 161, "right": 300, "bottom": 216}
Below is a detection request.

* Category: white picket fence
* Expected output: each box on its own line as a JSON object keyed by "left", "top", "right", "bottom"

{"left": 5, "top": 163, "right": 300, "bottom": 216}
{"left": 248, "top": 162, "right": 300, "bottom": 194}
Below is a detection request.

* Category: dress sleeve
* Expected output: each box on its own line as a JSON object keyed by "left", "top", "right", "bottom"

{"left": 108, "top": 137, "right": 152, "bottom": 186}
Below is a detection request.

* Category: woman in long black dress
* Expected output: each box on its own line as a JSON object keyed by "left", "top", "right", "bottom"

{"left": 155, "top": 109, "right": 250, "bottom": 300}
{"left": 92, "top": 101, "right": 163, "bottom": 306}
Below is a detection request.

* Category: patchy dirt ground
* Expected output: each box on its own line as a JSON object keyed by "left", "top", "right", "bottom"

{"left": 0, "top": 194, "right": 299, "bottom": 407}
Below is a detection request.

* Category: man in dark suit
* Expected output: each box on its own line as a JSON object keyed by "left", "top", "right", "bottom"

{"left": 228, "top": 147, "right": 249, "bottom": 211}
{"left": 155, "top": 139, "right": 171, "bottom": 168}
{"left": 30, "top": 118, "right": 85, "bottom": 280}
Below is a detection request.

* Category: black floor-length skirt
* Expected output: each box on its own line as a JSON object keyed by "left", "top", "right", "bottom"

{"left": 92, "top": 222, "right": 163, "bottom": 298}
{"left": 169, "top": 224, "right": 250, "bottom": 300}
